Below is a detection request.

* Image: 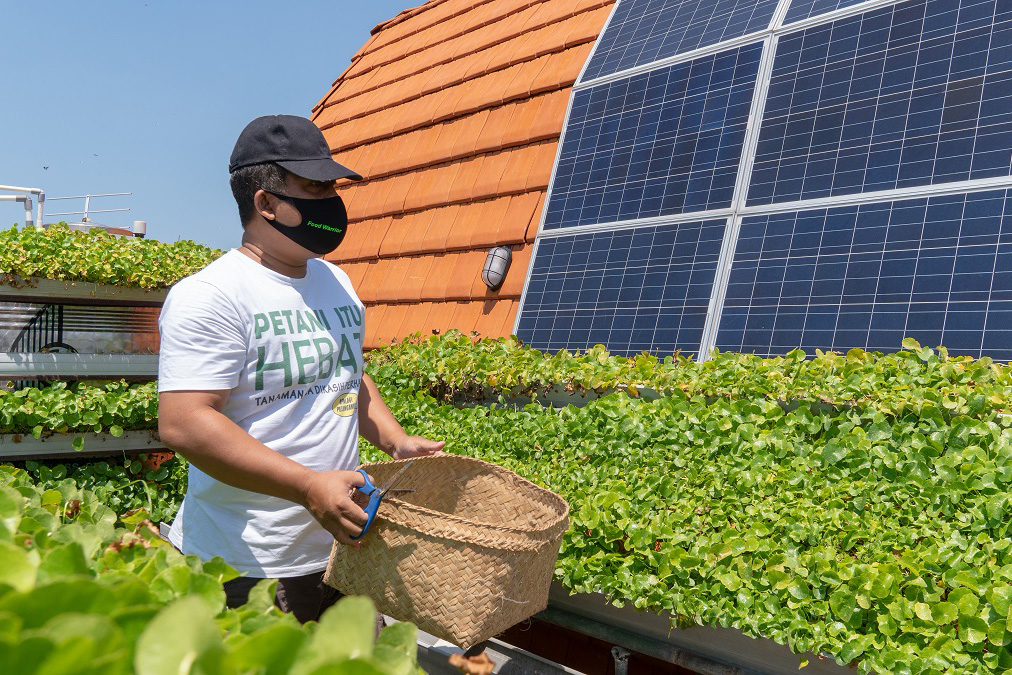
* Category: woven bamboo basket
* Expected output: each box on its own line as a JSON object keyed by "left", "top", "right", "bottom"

{"left": 324, "top": 455, "right": 570, "bottom": 649}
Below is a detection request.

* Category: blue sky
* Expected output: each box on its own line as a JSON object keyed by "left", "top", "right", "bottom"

{"left": 0, "top": 1, "right": 416, "bottom": 251}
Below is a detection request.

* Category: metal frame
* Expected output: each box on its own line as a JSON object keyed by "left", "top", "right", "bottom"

{"left": 0, "top": 429, "right": 164, "bottom": 460}
{"left": 0, "top": 277, "right": 168, "bottom": 307}
{"left": 0, "top": 353, "right": 158, "bottom": 379}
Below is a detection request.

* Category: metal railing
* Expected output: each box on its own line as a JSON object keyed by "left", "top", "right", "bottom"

{"left": 45, "top": 192, "right": 131, "bottom": 223}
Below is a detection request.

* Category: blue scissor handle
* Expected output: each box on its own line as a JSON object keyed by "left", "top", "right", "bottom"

{"left": 351, "top": 469, "right": 382, "bottom": 541}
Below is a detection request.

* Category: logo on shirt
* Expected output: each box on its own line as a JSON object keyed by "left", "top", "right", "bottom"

{"left": 332, "top": 392, "right": 358, "bottom": 417}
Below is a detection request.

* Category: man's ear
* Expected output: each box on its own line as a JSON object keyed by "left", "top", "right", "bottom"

{"left": 253, "top": 189, "right": 276, "bottom": 222}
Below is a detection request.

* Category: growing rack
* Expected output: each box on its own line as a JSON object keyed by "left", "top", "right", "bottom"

{"left": 0, "top": 277, "right": 165, "bottom": 460}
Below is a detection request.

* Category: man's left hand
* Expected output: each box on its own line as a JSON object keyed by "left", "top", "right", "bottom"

{"left": 391, "top": 435, "right": 446, "bottom": 460}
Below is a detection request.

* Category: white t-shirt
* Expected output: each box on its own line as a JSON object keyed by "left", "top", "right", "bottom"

{"left": 158, "top": 249, "right": 365, "bottom": 577}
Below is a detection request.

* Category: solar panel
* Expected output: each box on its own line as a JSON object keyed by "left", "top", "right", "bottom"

{"left": 544, "top": 43, "right": 761, "bottom": 230}
{"left": 716, "top": 189, "right": 1012, "bottom": 359}
{"left": 582, "top": 0, "right": 780, "bottom": 81}
{"left": 517, "top": 0, "right": 1012, "bottom": 362}
{"left": 748, "top": 0, "right": 1012, "bottom": 206}
{"left": 782, "top": 0, "right": 869, "bottom": 25}
{"left": 516, "top": 219, "right": 727, "bottom": 356}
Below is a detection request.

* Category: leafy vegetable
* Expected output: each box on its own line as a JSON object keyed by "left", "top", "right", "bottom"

{"left": 0, "top": 465, "right": 422, "bottom": 674}
{"left": 368, "top": 333, "right": 1009, "bottom": 420}
{"left": 0, "top": 223, "right": 222, "bottom": 289}
{"left": 361, "top": 340, "right": 1012, "bottom": 675}
{"left": 0, "top": 381, "right": 157, "bottom": 437}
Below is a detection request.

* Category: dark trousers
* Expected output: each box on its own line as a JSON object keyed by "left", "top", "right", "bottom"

{"left": 224, "top": 569, "right": 342, "bottom": 623}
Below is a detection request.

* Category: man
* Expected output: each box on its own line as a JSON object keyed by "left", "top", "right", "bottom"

{"left": 157, "top": 114, "right": 444, "bottom": 622}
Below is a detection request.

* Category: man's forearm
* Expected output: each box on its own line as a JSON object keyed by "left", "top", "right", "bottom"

{"left": 160, "top": 403, "right": 314, "bottom": 507}
{"left": 357, "top": 374, "right": 407, "bottom": 456}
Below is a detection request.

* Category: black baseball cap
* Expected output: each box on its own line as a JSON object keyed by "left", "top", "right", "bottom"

{"left": 229, "top": 114, "right": 362, "bottom": 181}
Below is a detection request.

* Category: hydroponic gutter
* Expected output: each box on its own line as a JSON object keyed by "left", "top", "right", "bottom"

{"left": 0, "top": 429, "right": 163, "bottom": 460}
{"left": 0, "top": 277, "right": 168, "bottom": 307}
{"left": 542, "top": 583, "right": 853, "bottom": 675}
{"left": 0, "top": 353, "right": 158, "bottom": 378}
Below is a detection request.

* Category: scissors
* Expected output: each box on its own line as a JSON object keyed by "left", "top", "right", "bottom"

{"left": 351, "top": 460, "right": 415, "bottom": 540}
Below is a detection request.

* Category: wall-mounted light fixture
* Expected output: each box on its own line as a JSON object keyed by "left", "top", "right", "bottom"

{"left": 481, "top": 246, "right": 513, "bottom": 291}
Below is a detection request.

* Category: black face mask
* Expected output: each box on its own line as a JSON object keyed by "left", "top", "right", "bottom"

{"left": 265, "top": 192, "right": 348, "bottom": 254}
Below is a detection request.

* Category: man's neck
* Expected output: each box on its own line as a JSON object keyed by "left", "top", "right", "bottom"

{"left": 238, "top": 239, "right": 310, "bottom": 279}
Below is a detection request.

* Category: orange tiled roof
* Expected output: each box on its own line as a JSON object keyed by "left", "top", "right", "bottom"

{"left": 313, "top": 0, "right": 615, "bottom": 349}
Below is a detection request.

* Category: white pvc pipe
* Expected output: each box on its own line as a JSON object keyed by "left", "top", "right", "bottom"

{"left": 0, "top": 186, "right": 46, "bottom": 228}
{"left": 0, "top": 184, "right": 43, "bottom": 195}
{"left": 0, "top": 195, "right": 37, "bottom": 228}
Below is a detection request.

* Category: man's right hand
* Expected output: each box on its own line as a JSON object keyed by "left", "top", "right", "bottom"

{"left": 301, "top": 470, "right": 370, "bottom": 546}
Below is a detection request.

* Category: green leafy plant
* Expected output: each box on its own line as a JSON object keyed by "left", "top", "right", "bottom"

{"left": 0, "top": 465, "right": 422, "bottom": 674}
{"left": 0, "top": 380, "right": 158, "bottom": 446}
{"left": 362, "top": 364, "right": 1012, "bottom": 674}
{"left": 0, "top": 223, "right": 223, "bottom": 289}
{"left": 368, "top": 333, "right": 1010, "bottom": 420}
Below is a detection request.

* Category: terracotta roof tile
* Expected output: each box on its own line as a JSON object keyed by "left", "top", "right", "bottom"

{"left": 468, "top": 149, "right": 507, "bottom": 199}
{"left": 454, "top": 111, "right": 488, "bottom": 157}
{"left": 426, "top": 253, "right": 456, "bottom": 300}
{"left": 349, "top": 176, "right": 386, "bottom": 217}
{"left": 498, "top": 144, "right": 539, "bottom": 195}
{"left": 382, "top": 172, "right": 416, "bottom": 214}
{"left": 393, "top": 303, "right": 432, "bottom": 342}
{"left": 495, "top": 191, "right": 542, "bottom": 245}
{"left": 473, "top": 298, "right": 517, "bottom": 337}
{"left": 446, "top": 154, "right": 484, "bottom": 206}
{"left": 354, "top": 261, "right": 380, "bottom": 303}
{"left": 444, "top": 251, "right": 482, "bottom": 299}
{"left": 378, "top": 213, "right": 411, "bottom": 257}
{"left": 346, "top": 216, "right": 390, "bottom": 261}
{"left": 402, "top": 256, "right": 433, "bottom": 302}
{"left": 468, "top": 198, "right": 510, "bottom": 249}
{"left": 556, "top": 41, "right": 596, "bottom": 83}
{"left": 444, "top": 200, "right": 481, "bottom": 251}
{"left": 380, "top": 304, "right": 411, "bottom": 344}
{"left": 362, "top": 304, "right": 383, "bottom": 349}
{"left": 400, "top": 208, "right": 435, "bottom": 252}
{"left": 421, "top": 204, "right": 459, "bottom": 252}
{"left": 340, "top": 260, "right": 368, "bottom": 293}
{"left": 499, "top": 244, "right": 533, "bottom": 297}
{"left": 519, "top": 1, "right": 558, "bottom": 31}
{"left": 448, "top": 300, "right": 481, "bottom": 335}
{"left": 373, "top": 256, "right": 412, "bottom": 303}
{"left": 526, "top": 191, "right": 546, "bottom": 242}
{"left": 420, "top": 253, "right": 453, "bottom": 301}
{"left": 425, "top": 301, "right": 457, "bottom": 338}
{"left": 563, "top": 3, "right": 612, "bottom": 46}
{"left": 469, "top": 255, "right": 496, "bottom": 299}
{"left": 476, "top": 103, "right": 514, "bottom": 153}
{"left": 526, "top": 140, "right": 558, "bottom": 190}
{"left": 432, "top": 161, "right": 463, "bottom": 206}
{"left": 528, "top": 89, "right": 570, "bottom": 140}
{"left": 404, "top": 168, "right": 443, "bottom": 214}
